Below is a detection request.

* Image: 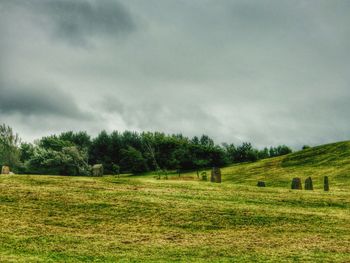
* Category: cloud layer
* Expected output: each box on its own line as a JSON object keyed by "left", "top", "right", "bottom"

{"left": 1, "top": 0, "right": 350, "bottom": 148}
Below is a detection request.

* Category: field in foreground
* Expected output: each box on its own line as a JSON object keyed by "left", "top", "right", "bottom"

{"left": 1, "top": 141, "right": 350, "bottom": 262}
{"left": 0, "top": 174, "right": 349, "bottom": 262}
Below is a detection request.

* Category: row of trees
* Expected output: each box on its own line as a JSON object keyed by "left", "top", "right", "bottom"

{"left": 0, "top": 124, "right": 292, "bottom": 175}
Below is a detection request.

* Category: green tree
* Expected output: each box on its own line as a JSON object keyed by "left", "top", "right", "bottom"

{"left": 0, "top": 124, "right": 21, "bottom": 168}
{"left": 258, "top": 147, "right": 269, "bottom": 159}
{"left": 38, "top": 135, "right": 73, "bottom": 151}
{"left": 89, "top": 130, "right": 112, "bottom": 172}
{"left": 269, "top": 145, "right": 292, "bottom": 157}
{"left": 223, "top": 143, "right": 236, "bottom": 163}
{"left": 120, "top": 146, "right": 148, "bottom": 174}
{"left": 194, "top": 159, "right": 209, "bottom": 177}
{"left": 208, "top": 146, "right": 229, "bottom": 166}
{"left": 199, "top": 135, "right": 214, "bottom": 147}
{"left": 235, "top": 142, "right": 258, "bottom": 162}
{"left": 112, "top": 164, "right": 120, "bottom": 177}
{"left": 27, "top": 146, "right": 90, "bottom": 176}
{"left": 20, "top": 142, "right": 35, "bottom": 163}
{"left": 59, "top": 131, "right": 91, "bottom": 150}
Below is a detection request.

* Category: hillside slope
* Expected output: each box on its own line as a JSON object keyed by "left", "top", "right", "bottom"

{"left": 0, "top": 175, "right": 349, "bottom": 262}
{"left": 222, "top": 141, "right": 350, "bottom": 190}
{"left": 0, "top": 141, "right": 349, "bottom": 261}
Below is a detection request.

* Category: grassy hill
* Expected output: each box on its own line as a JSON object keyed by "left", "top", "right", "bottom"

{"left": 222, "top": 141, "right": 350, "bottom": 190}
{"left": 0, "top": 141, "right": 349, "bottom": 262}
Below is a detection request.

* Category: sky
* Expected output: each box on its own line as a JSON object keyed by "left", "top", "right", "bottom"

{"left": 1, "top": 0, "right": 350, "bottom": 148}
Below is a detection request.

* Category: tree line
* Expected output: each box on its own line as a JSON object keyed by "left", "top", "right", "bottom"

{"left": 0, "top": 124, "right": 293, "bottom": 175}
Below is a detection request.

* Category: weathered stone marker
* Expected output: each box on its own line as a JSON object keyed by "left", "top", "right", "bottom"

{"left": 291, "top": 177, "right": 302, "bottom": 190}
{"left": 1, "top": 166, "right": 10, "bottom": 175}
{"left": 257, "top": 181, "right": 266, "bottom": 187}
{"left": 210, "top": 167, "right": 222, "bottom": 183}
{"left": 92, "top": 164, "right": 104, "bottom": 177}
{"left": 304, "top": 177, "right": 313, "bottom": 190}
{"left": 201, "top": 171, "right": 207, "bottom": 181}
{"left": 324, "top": 176, "right": 329, "bottom": 191}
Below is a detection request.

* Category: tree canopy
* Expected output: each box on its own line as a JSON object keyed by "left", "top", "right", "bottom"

{"left": 0, "top": 123, "right": 293, "bottom": 175}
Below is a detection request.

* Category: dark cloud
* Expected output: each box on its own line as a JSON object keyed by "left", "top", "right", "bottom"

{"left": 1, "top": 0, "right": 136, "bottom": 45}
{"left": 45, "top": 0, "right": 135, "bottom": 44}
{"left": 1, "top": 0, "right": 350, "bottom": 147}
{"left": 101, "top": 96, "right": 222, "bottom": 137}
{"left": 0, "top": 80, "right": 89, "bottom": 119}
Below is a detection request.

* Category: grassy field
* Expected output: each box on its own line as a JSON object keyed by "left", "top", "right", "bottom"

{"left": 223, "top": 141, "right": 350, "bottom": 190}
{"left": 0, "top": 142, "right": 350, "bottom": 262}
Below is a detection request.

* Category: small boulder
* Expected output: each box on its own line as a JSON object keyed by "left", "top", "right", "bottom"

{"left": 210, "top": 167, "right": 222, "bottom": 183}
{"left": 291, "top": 177, "right": 302, "bottom": 190}
{"left": 324, "top": 176, "right": 330, "bottom": 191}
{"left": 1, "top": 166, "right": 10, "bottom": 175}
{"left": 257, "top": 181, "right": 266, "bottom": 187}
{"left": 304, "top": 177, "right": 313, "bottom": 190}
{"left": 92, "top": 164, "right": 104, "bottom": 177}
{"left": 201, "top": 171, "right": 208, "bottom": 181}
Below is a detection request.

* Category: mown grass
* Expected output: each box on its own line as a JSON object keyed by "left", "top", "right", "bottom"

{"left": 223, "top": 141, "right": 350, "bottom": 190}
{"left": 0, "top": 141, "right": 350, "bottom": 262}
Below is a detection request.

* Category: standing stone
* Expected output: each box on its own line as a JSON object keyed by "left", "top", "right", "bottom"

{"left": 304, "top": 177, "right": 313, "bottom": 190}
{"left": 1, "top": 166, "right": 10, "bottom": 175}
{"left": 210, "top": 167, "right": 222, "bottom": 183}
{"left": 291, "top": 177, "right": 302, "bottom": 190}
{"left": 257, "top": 181, "right": 266, "bottom": 187}
{"left": 201, "top": 172, "right": 208, "bottom": 181}
{"left": 210, "top": 168, "right": 215, "bottom": 183}
{"left": 324, "top": 176, "right": 329, "bottom": 191}
{"left": 92, "top": 164, "right": 104, "bottom": 177}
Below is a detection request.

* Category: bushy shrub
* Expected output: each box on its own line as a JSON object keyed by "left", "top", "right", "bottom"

{"left": 0, "top": 124, "right": 21, "bottom": 169}
{"left": 26, "top": 146, "right": 90, "bottom": 176}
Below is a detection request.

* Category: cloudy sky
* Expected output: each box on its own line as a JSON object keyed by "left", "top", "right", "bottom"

{"left": 1, "top": 0, "right": 350, "bottom": 148}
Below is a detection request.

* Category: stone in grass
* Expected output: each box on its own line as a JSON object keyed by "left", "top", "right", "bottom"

{"left": 201, "top": 171, "right": 208, "bottom": 181}
{"left": 1, "top": 166, "right": 10, "bottom": 175}
{"left": 257, "top": 181, "right": 266, "bottom": 187}
{"left": 304, "top": 177, "right": 313, "bottom": 190}
{"left": 324, "top": 176, "right": 330, "bottom": 192}
{"left": 210, "top": 167, "right": 222, "bottom": 183}
{"left": 291, "top": 177, "right": 302, "bottom": 190}
{"left": 92, "top": 164, "right": 104, "bottom": 177}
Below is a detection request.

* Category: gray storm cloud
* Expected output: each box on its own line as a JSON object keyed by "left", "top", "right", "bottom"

{"left": 1, "top": 0, "right": 135, "bottom": 45}
{"left": 0, "top": 0, "right": 350, "bottom": 147}
{"left": 43, "top": 0, "right": 135, "bottom": 45}
{"left": 0, "top": 80, "right": 89, "bottom": 119}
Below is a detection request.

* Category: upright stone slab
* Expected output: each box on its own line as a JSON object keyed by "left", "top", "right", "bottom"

{"left": 211, "top": 167, "right": 222, "bottom": 183}
{"left": 304, "top": 177, "right": 313, "bottom": 190}
{"left": 1, "top": 166, "right": 10, "bottom": 175}
{"left": 324, "top": 176, "right": 329, "bottom": 191}
{"left": 257, "top": 181, "right": 266, "bottom": 187}
{"left": 291, "top": 177, "right": 302, "bottom": 190}
{"left": 210, "top": 168, "right": 216, "bottom": 182}
{"left": 92, "top": 164, "right": 104, "bottom": 177}
{"left": 201, "top": 172, "right": 208, "bottom": 181}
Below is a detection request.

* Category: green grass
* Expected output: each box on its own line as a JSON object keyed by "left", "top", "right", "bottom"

{"left": 0, "top": 142, "right": 350, "bottom": 262}
{"left": 223, "top": 141, "right": 350, "bottom": 190}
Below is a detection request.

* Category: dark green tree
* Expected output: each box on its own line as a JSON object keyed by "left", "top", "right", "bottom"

{"left": 235, "top": 142, "right": 258, "bottom": 162}
{"left": 120, "top": 146, "right": 148, "bottom": 174}
{"left": 20, "top": 142, "right": 35, "bottom": 163}
{"left": 89, "top": 130, "right": 112, "bottom": 172}
{"left": 0, "top": 124, "right": 21, "bottom": 168}
{"left": 38, "top": 135, "right": 73, "bottom": 151}
{"left": 59, "top": 131, "right": 91, "bottom": 150}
